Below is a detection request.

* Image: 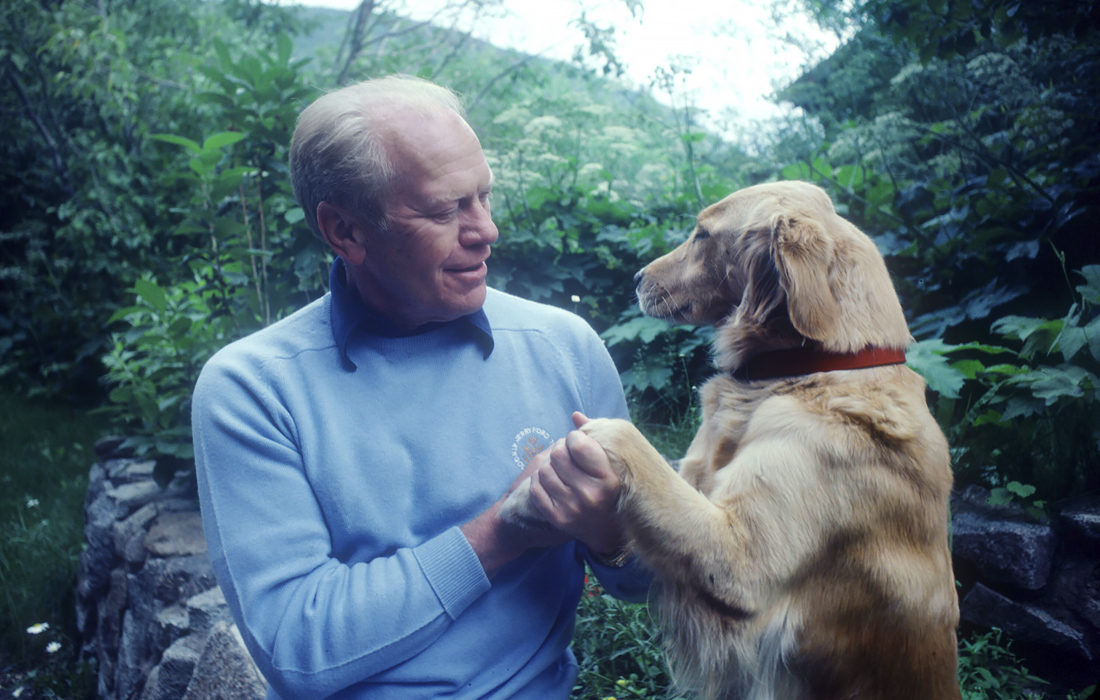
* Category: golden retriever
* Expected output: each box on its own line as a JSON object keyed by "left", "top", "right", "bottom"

{"left": 505, "top": 181, "right": 961, "bottom": 700}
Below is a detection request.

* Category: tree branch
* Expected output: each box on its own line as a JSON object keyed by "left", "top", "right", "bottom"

{"left": 4, "top": 60, "right": 73, "bottom": 196}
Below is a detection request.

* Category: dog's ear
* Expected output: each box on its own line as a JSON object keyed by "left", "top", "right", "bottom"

{"left": 736, "top": 228, "right": 785, "bottom": 328}
{"left": 771, "top": 214, "right": 841, "bottom": 343}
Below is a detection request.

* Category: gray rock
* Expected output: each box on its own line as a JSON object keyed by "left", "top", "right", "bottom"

{"left": 114, "top": 502, "right": 158, "bottom": 565}
{"left": 145, "top": 511, "right": 207, "bottom": 558}
{"left": 952, "top": 509, "right": 1056, "bottom": 590}
{"left": 961, "top": 582, "right": 1094, "bottom": 663}
{"left": 115, "top": 609, "right": 150, "bottom": 700}
{"left": 133, "top": 555, "right": 218, "bottom": 608}
{"left": 95, "top": 436, "right": 130, "bottom": 461}
{"left": 97, "top": 568, "right": 130, "bottom": 660}
{"left": 108, "top": 479, "right": 163, "bottom": 516}
{"left": 1062, "top": 498, "right": 1100, "bottom": 543}
{"left": 181, "top": 622, "right": 266, "bottom": 700}
{"left": 139, "top": 634, "right": 206, "bottom": 700}
{"left": 81, "top": 486, "right": 128, "bottom": 597}
{"left": 186, "top": 587, "right": 231, "bottom": 639}
{"left": 107, "top": 458, "right": 158, "bottom": 484}
{"left": 154, "top": 603, "right": 191, "bottom": 654}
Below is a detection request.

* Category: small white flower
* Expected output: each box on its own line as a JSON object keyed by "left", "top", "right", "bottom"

{"left": 46, "top": 641, "right": 62, "bottom": 654}
{"left": 26, "top": 498, "right": 39, "bottom": 509}
{"left": 571, "top": 295, "right": 581, "bottom": 303}
{"left": 13, "top": 686, "right": 25, "bottom": 698}
{"left": 26, "top": 622, "right": 49, "bottom": 635}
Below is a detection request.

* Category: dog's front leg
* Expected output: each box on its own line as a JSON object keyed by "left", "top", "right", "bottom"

{"left": 581, "top": 418, "right": 763, "bottom": 612}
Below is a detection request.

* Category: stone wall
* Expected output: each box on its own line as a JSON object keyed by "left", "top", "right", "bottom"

{"left": 952, "top": 485, "right": 1100, "bottom": 692}
{"left": 76, "top": 439, "right": 267, "bottom": 700}
{"left": 76, "top": 442, "right": 1099, "bottom": 697}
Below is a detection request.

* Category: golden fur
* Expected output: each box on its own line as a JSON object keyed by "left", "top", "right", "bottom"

{"left": 509, "top": 181, "right": 961, "bottom": 699}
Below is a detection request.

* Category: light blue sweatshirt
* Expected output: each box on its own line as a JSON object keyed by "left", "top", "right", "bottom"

{"left": 192, "top": 263, "right": 651, "bottom": 699}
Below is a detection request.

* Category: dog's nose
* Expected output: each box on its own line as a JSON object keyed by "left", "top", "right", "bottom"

{"left": 633, "top": 270, "right": 645, "bottom": 286}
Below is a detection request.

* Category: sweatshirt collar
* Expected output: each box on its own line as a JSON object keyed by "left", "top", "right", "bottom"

{"left": 329, "top": 258, "right": 494, "bottom": 368}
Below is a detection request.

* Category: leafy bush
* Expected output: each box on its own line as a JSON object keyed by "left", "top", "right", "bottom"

{"left": 956, "top": 628, "right": 1078, "bottom": 700}
{"left": 907, "top": 265, "right": 1099, "bottom": 502}
{"left": 98, "top": 34, "right": 327, "bottom": 484}
{"left": 0, "top": 0, "right": 305, "bottom": 398}
{"left": 98, "top": 276, "right": 237, "bottom": 485}
{"left": 571, "top": 574, "right": 681, "bottom": 700}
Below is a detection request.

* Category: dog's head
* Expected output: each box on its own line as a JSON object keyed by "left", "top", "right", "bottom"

{"left": 635, "top": 181, "right": 911, "bottom": 370}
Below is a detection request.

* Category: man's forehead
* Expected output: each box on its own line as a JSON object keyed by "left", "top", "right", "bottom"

{"left": 374, "top": 109, "right": 492, "bottom": 206}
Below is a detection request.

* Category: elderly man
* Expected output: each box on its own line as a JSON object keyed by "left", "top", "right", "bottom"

{"left": 191, "top": 75, "right": 650, "bottom": 699}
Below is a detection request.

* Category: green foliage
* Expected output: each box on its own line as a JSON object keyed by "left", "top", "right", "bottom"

{"left": 571, "top": 574, "right": 681, "bottom": 700}
{"left": 906, "top": 266, "right": 1100, "bottom": 501}
{"left": 481, "top": 93, "right": 742, "bottom": 418}
{"left": 98, "top": 32, "right": 325, "bottom": 483}
{"left": 0, "top": 0, "right": 305, "bottom": 398}
{"left": 775, "top": 0, "right": 1100, "bottom": 508}
{"left": 98, "top": 276, "right": 235, "bottom": 485}
{"left": 0, "top": 388, "right": 106, "bottom": 698}
{"left": 986, "top": 481, "right": 1046, "bottom": 520}
{"left": 956, "top": 628, "right": 1069, "bottom": 700}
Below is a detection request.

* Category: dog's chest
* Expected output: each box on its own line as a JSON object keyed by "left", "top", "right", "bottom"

{"left": 680, "top": 379, "right": 782, "bottom": 496}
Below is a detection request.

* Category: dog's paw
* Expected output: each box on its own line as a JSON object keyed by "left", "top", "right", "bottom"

{"left": 498, "top": 478, "right": 554, "bottom": 530}
{"left": 581, "top": 418, "right": 668, "bottom": 482}
{"left": 580, "top": 418, "right": 646, "bottom": 458}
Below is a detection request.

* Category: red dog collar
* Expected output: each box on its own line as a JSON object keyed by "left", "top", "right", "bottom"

{"left": 732, "top": 347, "right": 907, "bottom": 381}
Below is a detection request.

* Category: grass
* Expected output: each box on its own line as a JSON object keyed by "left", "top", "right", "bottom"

{"left": 0, "top": 387, "right": 108, "bottom": 699}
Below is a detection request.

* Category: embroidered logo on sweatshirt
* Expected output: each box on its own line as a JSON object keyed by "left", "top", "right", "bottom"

{"left": 511, "top": 427, "right": 553, "bottom": 469}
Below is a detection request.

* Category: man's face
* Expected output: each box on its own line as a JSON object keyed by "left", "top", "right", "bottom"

{"left": 345, "top": 108, "right": 498, "bottom": 329}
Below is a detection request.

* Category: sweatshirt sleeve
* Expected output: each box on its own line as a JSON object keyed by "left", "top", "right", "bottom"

{"left": 192, "top": 351, "right": 490, "bottom": 698}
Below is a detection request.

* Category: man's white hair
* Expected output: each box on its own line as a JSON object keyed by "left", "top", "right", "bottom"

{"left": 290, "top": 75, "right": 466, "bottom": 237}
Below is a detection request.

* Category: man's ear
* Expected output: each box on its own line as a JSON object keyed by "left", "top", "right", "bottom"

{"left": 316, "top": 202, "right": 367, "bottom": 265}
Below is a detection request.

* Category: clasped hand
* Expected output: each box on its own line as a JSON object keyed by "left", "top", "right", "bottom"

{"left": 506, "top": 412, "right": 626, "bottom": 557}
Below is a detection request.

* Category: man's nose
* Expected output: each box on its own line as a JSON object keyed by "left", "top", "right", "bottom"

{"left": 461, "top": 204, "right": 498, "bottom": 246}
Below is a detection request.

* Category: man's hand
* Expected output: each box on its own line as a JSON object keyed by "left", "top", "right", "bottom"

{"left": 461, "top": 412, "right": 628, "bottom": 578}
{"left": 522, "top": 412, "right": 626, "bottom": 557}
{"left": 460, "top": 445, "right": 572, "bottom": 579}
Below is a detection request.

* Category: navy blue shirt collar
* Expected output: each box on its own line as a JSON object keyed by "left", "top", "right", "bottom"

{"left": 329, "top": 258, "right": 494, "bottom": 368}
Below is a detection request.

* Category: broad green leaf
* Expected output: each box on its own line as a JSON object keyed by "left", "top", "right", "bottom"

{"left": 1076, "top": 265, "right": 1100, "bottom": 303}
{"left": 1055, "top": 325, "right": 1087, "bottom": 362}
{"left": 134, "top": 278, "right": 168, "bottom": 314}
{"left": 1006, "top": 481, "right": 1036, "bottom": 498}
{"left": 107, "top": 305, "right": 146, "bottom": 324}
{"left": 601, "top": 316, "right": 673, "bottom": 346}
{"left": 202, "top": 131, "right": 246, "bottom": 151}
{"left": 905, "top": 339, "right": 965, "bottom": 398}
{"left": 275, "top": 32, "right": 293, "bottom": 65}
{"left": 950, "top": 359, "right": 986, "bottom": 380}
{"left": 1023, "top": 366, "right": 1090, "bottom": 405}
{"left": 167, "top": 317, "right": 193, "bottom": 337}
{"left": 188, "top": 158, "right": 212, "bottom": 177}
{"left": 151, "top": 133, "right": 201, "bottom": 153}
{"left": 1085, "top": 316, "right": 1100, "bottom": 361}
{"left": 987, "top": 487, "right": 1013, "bottom": 506}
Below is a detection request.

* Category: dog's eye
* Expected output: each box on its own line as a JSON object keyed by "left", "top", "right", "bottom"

{"left": 694, "top": 228, "right": 711, "bottom": 241}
